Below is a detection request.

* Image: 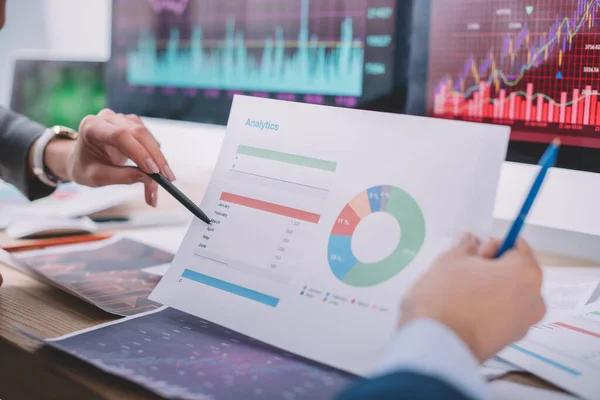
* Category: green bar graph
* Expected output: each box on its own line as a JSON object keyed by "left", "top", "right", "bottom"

{"left": 592, "top": 311, "right": 600, "bottom": 316}
{"left": 237, "top": 145, "right": 337, "bottom": 172}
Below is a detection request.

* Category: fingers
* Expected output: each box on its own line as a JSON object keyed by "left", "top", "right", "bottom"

{"left": 452, "top": 233, "right": 480, "bottom": 256}
{"left": 83, "top": 109, "right": 176, "bottom": 181}
{"left": 78, "top": 164, "right": 158, "bottom": 207}
{"left": 478, "top": 238, "right": 502, "bottom": 259}
{"left": 145, "top": 181, "right": 159, "bottom": 208}
{"left": 85, "top": 164, "right": 149, "bottom": 186}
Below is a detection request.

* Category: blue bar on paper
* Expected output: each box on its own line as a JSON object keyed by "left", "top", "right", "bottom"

{"left": 509, "top": 345, "right": 581, "bottom": 376}
{"left": 182, "top": 269, "right": 280, "bottom": 307}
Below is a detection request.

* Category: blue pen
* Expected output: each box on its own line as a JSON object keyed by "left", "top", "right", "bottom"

{"left": 495, "top": 138, "right": 561, "bottom": 258}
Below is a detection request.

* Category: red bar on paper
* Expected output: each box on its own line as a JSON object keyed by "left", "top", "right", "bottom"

{"left": 548, "top": 103, "right": 554, "bottom": 123}
{"left": 531, "top": 106, "right": 537, "bottom": 122}
{"left": 220, "top": 192, "right": 321, "bottom": 224}
{"left": 525, "top": 83, "right": 533, "bottom": 121}
{"left": 486, "top": 103, "right": 493, "bottom": 118}
{"left": 554, "top": 322, "right": 600, "bottom": 339}
{"left": 537, "top": 96, "right": 544, "bottom": 122}
{"left": 516, "top": 97, "right": 523, "bottom": 120}
{"left": 578, "top": 99, "right": 585, "bottom": 125}
{"left": 596, "top": 103, "right": 600, "bottom": 126}
{"left": 566, "top": 106, "right": 572, "bottom": 123}
{"left": 543, "top": 104, "right": 548, "bottom": 122}
{"left": 590, "top": 94, "right": 598, "bottom": 125}
{"left": 499, "top": 90, "right": 506, "bottom": 119}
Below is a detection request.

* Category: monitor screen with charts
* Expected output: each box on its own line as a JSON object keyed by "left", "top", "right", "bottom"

{"left": 108, "top": 0, "right": 409, "bottom": 125}
{"left": 10, "top": 59, "right": 107, "bottom": 131}
{"left": 409, "top": 0, "right": 600, "bottom": 173}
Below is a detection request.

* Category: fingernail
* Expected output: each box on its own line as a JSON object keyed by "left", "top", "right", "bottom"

{"left": 137, "top": 175, "right": 152, "bottom": 185}
{"left": 150, "top": 191, "right": 157, "bottom": 208}
{"left": 163, "top": 165, "right": 176, "bottom": 182}
{"left": 145, "top": 158, "right": 160, "bottom": 174}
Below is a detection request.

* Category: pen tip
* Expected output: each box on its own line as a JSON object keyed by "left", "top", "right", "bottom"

{"left": 552, "top": 138, "right": 561, "bottom": 146}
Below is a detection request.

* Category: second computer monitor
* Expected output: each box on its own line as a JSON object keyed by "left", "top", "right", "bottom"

{"left": 108, "top": 0, "right": 407, "bottom": 124}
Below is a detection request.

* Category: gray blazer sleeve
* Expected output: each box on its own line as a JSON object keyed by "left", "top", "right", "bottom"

{"left": 0, "top": 107, "right": 56, "bottom": 200}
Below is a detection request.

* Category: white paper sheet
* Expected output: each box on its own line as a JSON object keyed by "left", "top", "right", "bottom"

{"left": 499, "top": 303, "right": 600, "bottom": 400}
{"left": 150, "top": 96, "right": 510, "bottom": 375}
{"left": 481, "top": 356, "right": 524, "bottom": 379}
{"left": 487, "top": 381, "right": 578, "bottom": 400}
{"left": 544, "top": 266, "right": 600, "bottom": 305}
{"left": 0, "top": 184, "right": 140, "bottom": 229}
{"left": 543, "top": 281, "right": 598, "bottom": 312}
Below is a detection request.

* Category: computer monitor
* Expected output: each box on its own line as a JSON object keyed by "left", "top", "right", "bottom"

{"left": 408, "top": 0, "right": 600, "bottom": 174}
{"left": 10, "top": 58, "right": 107, "bottom": 131}
{"left": 407, "top": 0, "right": 600, "bottom": 259}
{"left": 108, "top": 0, "right": 410, "bottom": 124}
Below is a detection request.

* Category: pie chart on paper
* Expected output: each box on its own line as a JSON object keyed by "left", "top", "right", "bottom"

{"left": 327, "top": 185, "right": 426, "bottom": 287}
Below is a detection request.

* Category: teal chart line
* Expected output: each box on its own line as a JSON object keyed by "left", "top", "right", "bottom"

{"left": 127, "top": 0, "right": 365, "bottom": 96}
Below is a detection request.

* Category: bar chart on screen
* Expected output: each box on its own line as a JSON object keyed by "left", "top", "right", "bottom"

{"left": 500, "top": 305, "right": 600, "bottom": 399}
{"left": 127, "top": 0, "right": 364, "bottom": 96}
{"left": 180, "top": 144, "right": 337, "bottom": 307}
{"left": 428, "top": 0, "right": 600, "bottom": 146}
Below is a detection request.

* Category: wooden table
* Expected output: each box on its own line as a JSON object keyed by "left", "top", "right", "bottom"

{"left": 0, "top": 189, "right": 597, "bottom": 399}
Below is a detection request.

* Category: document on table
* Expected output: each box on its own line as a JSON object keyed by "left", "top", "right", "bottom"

{"left": 543, "top": 281, "right": 598, "bottom": 312}
{"left": 46, "top": 307, "right": 354, "bottom": 400}
{"left": 150, "top": 96, "right": 510, "bottom": 375}
{"left": 544, "top": 266, "right": 600, "bottom": 306}
{"left": 0, "top": 184, "right": 139, "bottom": 229}
{"left": 480, "top": 356, "right": 523, "bottom": 379}
{"left": 13, "top": 237, "right": 174, "bottom": 316}
{"left": 487, "top": 381, "right": 578, "bottom": 400}
{"left": 499, "top": 303, "right": 600, "bottom": 400}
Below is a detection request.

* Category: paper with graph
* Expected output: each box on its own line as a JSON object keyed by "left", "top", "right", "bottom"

{"left": 151, "top": 96, "right": 510, "bottom": 374}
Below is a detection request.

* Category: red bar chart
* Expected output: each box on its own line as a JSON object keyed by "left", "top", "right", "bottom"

{"left": 220, "top": 192, "right": 321, "bottom": 223}
{"left": 435, "top": 83, "right": 600, "bottom": 126}
{"left": 427, "top": 0, "right": 600, "bottom": 146}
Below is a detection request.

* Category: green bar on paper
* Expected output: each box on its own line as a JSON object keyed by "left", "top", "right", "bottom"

{"left": 237, "top": 145, "right": 337, "bottom": 172}
{"left": 592, "top": 311, "right": 600, "bottom": 316}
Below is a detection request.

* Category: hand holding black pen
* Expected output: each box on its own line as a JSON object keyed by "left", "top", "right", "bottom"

{"left": 144, "top": 172, "right": 212, "bottom": 225}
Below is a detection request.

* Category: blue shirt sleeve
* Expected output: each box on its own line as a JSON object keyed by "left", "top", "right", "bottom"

{"left": 373, "top": 318, "right": 487, "bottom": 400}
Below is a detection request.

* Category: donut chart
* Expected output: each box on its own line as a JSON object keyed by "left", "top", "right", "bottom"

{"left": 327, "top": 186, "right": 426, "bottom": 287}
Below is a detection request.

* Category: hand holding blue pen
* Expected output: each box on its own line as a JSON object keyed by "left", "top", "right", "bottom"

{"left": 495, "top": 138, "right": 561, "bottom": 258}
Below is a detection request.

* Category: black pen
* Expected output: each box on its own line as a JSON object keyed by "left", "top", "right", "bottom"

{"left": 145, "top": 172, "right": 212, "bottom": 225}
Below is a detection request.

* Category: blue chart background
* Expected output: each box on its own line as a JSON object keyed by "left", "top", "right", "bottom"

{"left": 48, "top": 308, "right": 355, "bottom": 399}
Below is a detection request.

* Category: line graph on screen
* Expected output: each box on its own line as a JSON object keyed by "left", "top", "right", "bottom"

{"left": 428, "top": 0, "right": 600, "bottom": 146}
{"left": 127, "top": 0, "right": 365, "bottom": 96}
